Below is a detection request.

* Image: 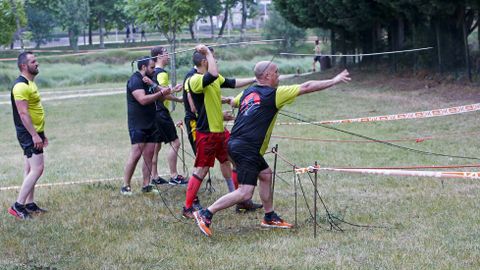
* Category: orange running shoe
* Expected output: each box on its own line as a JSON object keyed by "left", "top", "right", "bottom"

{"left": 260, "top": 212, "right": 293, "bottom": 229}
{"left": 193, "top": 210, "right": 212, "bottom": 237}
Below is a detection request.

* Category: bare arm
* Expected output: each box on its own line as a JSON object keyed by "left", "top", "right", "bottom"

{"left": 132, "top": 86, "right": 171, "bottom": 105}
{"left": 298, "top": 69, "right": 350, "bottom": 96}
{"left": 15, "top": 100, "right": 45, "bottom": 149}
{"left": 234, "top": 77, "right": 256, "bottom": 88}
{"left": 187, "top": 92, "right": 197, "bottom": 113}
{"left": 196, "top": 44, "right": 218, "bottom": 77}
{"left": 165, "top": 94, "right": 183, "bottom": 103}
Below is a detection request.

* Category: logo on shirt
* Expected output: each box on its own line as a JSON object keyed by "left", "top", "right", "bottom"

{"left": 240, "top": 92, "right": 261, "bottom": 115}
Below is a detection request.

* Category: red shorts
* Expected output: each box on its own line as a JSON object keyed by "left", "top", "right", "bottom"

{"left": 194, "top": 130, "right": 230, "bottom": 167}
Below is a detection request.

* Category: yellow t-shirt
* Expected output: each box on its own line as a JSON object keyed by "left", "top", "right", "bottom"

{"left": 187, "top": 73, "right": 226, "bottom": 133}
{"left": 156, "top": 70, "right": 171, "bottom": 110}
{"left": 12, "top": 77, "right": 45, "bottom": 132}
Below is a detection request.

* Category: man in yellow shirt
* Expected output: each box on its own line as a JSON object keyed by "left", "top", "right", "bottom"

{"left": 181, "top": 44, "right": 256, "bottom": 218}
{"left": 193, "top": 61, "right": 350, "bottom": 237}
{"left": 9, "top": 52, "right": 48, "bottom": 219}
{"left": 147, "top": 46, "right": 186, "bottom": 186}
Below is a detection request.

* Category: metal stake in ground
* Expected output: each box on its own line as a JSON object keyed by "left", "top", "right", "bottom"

{"left": 179, "top": 124, "right": 188, "bottom": 177}
{"left": 293, "top": 165, "right": 298, "bottom": 228}
{"left": 271, "top": 144, "right": 278, "bottom": 203}
{"left": 314, "top": 161, "right": 318, "bottom": 238}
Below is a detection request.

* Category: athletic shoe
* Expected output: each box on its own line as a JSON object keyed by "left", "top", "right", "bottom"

{"left": 152, "top": 176, "right": 169, "bottom": 185}
{"left": 193, "top": 210, "right": 212, "bottom": 237}
{"left": 182, "top": 207, "right": 194, "bottom": 219}
{"left": 169, "top": 175, "right": 188, "bottom": 186}
{"left": 8, "top": 204, "right": 31, "bottom": 220}
{"left": 25, "top": 202, "right": 48, "bottom": 214}
{"left": 192, "top": 198, "right": 203, "bottom": 211}
{"left": 141, "top": 184, "right": 159, "bottom": 194}
{"left": 260, "top": 212, "right": 293, "bottom": 229}
{"left": 235, "top": 201, "right": 263, "bottom": 213}
{"left": 121, "top": 185, "right": 132, "bottom": 195}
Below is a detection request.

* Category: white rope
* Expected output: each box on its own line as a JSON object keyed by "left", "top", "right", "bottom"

{"left": 280, "top": 47, "right": 434, "bottom": 57}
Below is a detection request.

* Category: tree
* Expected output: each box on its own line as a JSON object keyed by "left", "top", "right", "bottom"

{"left": 218, "top": 0, "right": 238, "bottom": 37}
{"left": 274, "top": 0, "right": 477, "bottom": 72}
{"left": 89, "top": 0, "right": 128, "bottom": 48}
{"left": 125, "top": 0, "right": 199, "bottom": 90}
{"left": 25, "top": 0, "right": 57, "bottom": 48}
{"left": 200, "top": 0, "right": 222, "bottom": 38}
{"left": 0, "top": 0, "right": 21, "bottom": 46}
{"left": 263, "top": 8, "right": 305, "bottom": 50}
{"left": 34, "top": 0, "right": 89, "bottom": 51}
{"left": 57, "top": 0, "right": 89, "bottom": 52}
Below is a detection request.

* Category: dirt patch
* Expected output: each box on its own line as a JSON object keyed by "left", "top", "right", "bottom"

{"left": 351, "top": 69, "right": 480, "bottom": 103}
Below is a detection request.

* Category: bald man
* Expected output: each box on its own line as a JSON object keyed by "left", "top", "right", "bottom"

{"left": 193, "top": 61, "right": 351, "bottom": 237}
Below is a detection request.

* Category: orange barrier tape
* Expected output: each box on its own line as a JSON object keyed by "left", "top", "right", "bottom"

{"left": 295, "top": 166, "right": 480, "bottom": 179}
{"left": 277, "top": 103, "right": 480, "bottom": 126}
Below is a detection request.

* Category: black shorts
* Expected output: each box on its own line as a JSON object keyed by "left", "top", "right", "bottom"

{"left": 314, "top": 56, "right": 321, "bottom": 62}
{"left": 17, "top": 130, "right": 45, "bottom": 158}
{"left": 129, "top": 127, "right": 157, "bottom": 144}
{"left": 228, "top": 140, "right": 269, "bottom": 186}
{"left": 184, "top": 117, "right": 197, "bottom": 154}
{"left": 154, "top": 111, "right": 178, "bottom": 144}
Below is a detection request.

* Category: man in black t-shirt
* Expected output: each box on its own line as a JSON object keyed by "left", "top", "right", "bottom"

{"left": 122, "top": 56, "right": 171, "bottom": 195}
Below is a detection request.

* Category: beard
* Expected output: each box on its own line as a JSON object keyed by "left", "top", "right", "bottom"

{"left": 28, "top": 66, "right": 39, "bottom": 75}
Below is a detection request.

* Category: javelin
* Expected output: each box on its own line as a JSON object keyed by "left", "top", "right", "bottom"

{"left": 280, "top": 46, "right": 434, "bottom": 57}
{"left": 130, "top": 38, "right": 284, "bottom": 66}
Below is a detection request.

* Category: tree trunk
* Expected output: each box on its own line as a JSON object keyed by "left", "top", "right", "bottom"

{"left": 10, "top": 0, "right": 23, "bottom": 50}
{"left": 88, "top": 18, "right": 93, "bottom": 45}
{"left": 189, "top": 20, "right": 196, "bottom": 40}
{"left": 209, "top": 15, "right": 214, "bottom": 38}
{"left": 241, "top": 0, "right": 247, "bottom": 40}
{"left": 218, "top": 3, "right": 229, "bottom": 37}
{"left": 461, "top": 8, "right": 472, "bottom": 81}
{"left": 330, "top": 29, "right": 336, "bottom": 66}
{"left": 69, "top": 29, "right": 79, "bottom": 52}
{"left": 99, "top": 14, "right": 105, "bottom": 49}
{"left": 170, "top": 21, "right": 178, "bottom": 111}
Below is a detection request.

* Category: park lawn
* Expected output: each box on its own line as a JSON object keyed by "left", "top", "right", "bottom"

{"left": 0, "top": 71, "right": 479, "bottom": 269}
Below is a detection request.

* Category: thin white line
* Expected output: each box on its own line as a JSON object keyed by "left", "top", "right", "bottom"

{"left": 0, "top": 87, "right": 123, "bottom": 98}
{"left": 0, "top": 90, "right": 124, "bottom": 104}
{"left": 280, "top": 47, "right": 434, "bottom": 57}
{"left": 0, "top": 177, "right": 121, "bottom": 191}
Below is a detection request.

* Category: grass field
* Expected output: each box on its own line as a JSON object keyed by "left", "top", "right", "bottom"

{"left": 1, "top": 67, "right": 479, "bottom": 269}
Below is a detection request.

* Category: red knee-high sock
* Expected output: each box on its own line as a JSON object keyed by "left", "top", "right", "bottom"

{"left": 232, "top": 169, "right": 239, "bottom": 189}
{"left": 185, "top": 174, "right": 203, "bottom": 208}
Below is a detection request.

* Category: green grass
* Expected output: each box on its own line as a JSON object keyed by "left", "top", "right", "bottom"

{"left": 0, "top": 70, "right": 479, "bottom": 269}
{"left": 0, "top": 44, "right": 310, "bottom": 90}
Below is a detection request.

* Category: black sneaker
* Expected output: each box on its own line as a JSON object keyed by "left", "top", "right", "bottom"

{"left": 235, "top": 201, "right": 263, "bottom": 213}
{"left": 8, "top": 203, "right": 31, "bottom": 220}
{"left": 152, "top": 176, "right": 169, "bottom": 185}
{"left": 25, "top": 202, "right": 48, "bottom": 214}
{"left": 141, "top": 184, "right": 159, "bottom": 194}
{"left": 121, "top": 185, "right": 132, "bottom": 195}
{"left": 169, "top": 175, "right": 188, "bottom": 186}
{"left": 182, "top": 207, "right": 194, "bottom": 219}
{"left": 192, "top": 197, "right": 203, "bottom": 211}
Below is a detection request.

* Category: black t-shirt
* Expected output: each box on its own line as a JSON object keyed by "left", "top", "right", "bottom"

{"left": 126, "top": 71, "right": 155, "bottom": 130}
{"left": 182, "top": 67, "right": 197, "bottom": 120}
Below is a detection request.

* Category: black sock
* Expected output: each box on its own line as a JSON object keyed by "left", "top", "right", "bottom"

{"left": 14, "top": 202, "right": 25, "bottom": 209}
{"left": 264, "top": 211, "right": 274, "bottom": 219}
{"left": 203, "top": 209, "right": 213, "bottom": 220}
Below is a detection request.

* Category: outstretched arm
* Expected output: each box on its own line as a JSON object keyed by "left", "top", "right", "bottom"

{"left": 234, "top": 77, "right": 256, "bottom": 88}
{"left": 298, "top": 69, "right": 350, "bottom": 96}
